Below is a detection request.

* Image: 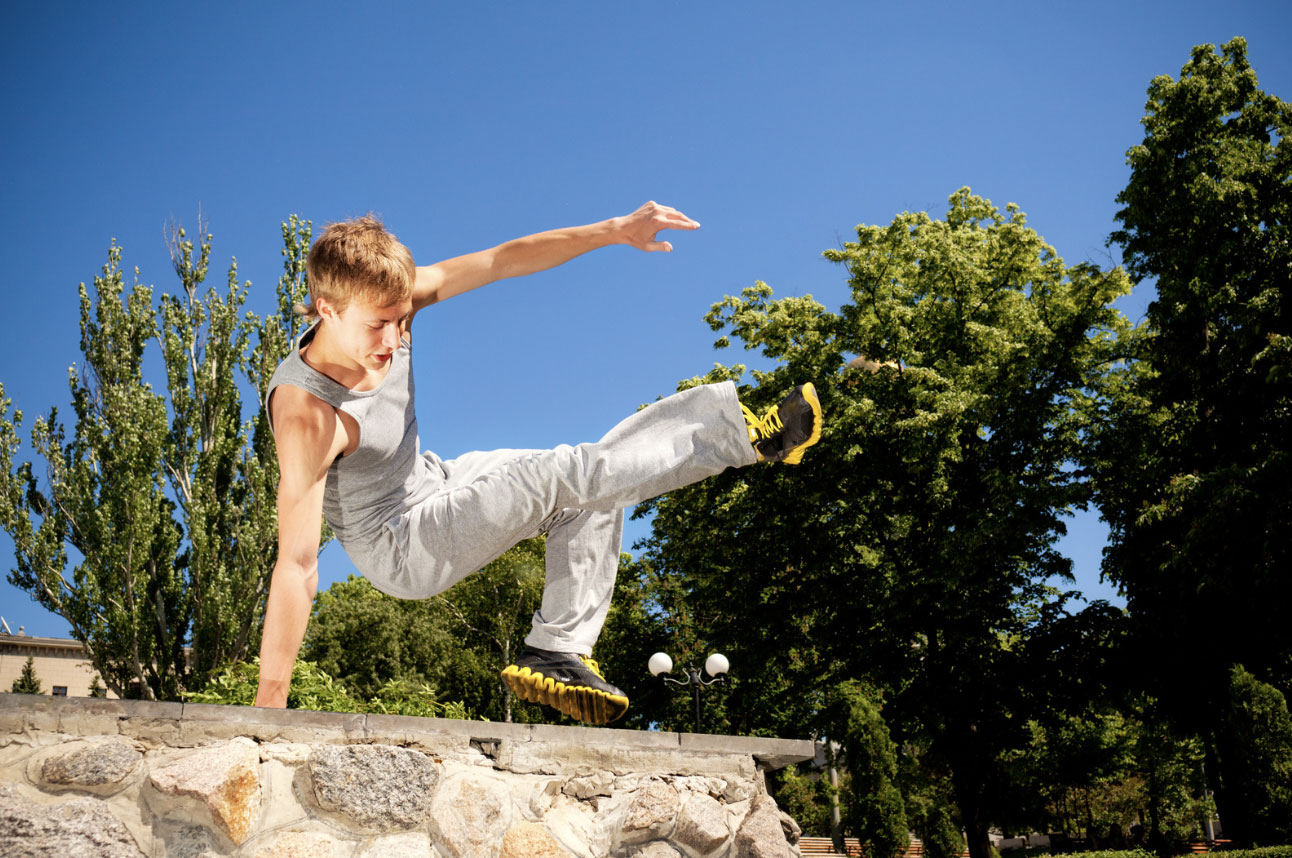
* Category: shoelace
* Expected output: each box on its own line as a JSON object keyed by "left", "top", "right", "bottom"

{"left": 579, "top": 655, "right": 606, "bottom": 681}
{"left": 741, "top": 403, "right": 783, "bottom": 443}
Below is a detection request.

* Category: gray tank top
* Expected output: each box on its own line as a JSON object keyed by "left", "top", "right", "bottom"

{"left": 266, "top": 325, "right": 442, "bottom": 568}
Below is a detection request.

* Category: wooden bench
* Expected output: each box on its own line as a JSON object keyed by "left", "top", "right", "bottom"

{"left": 797, "top": 836, "right": 930, "bottom": 858}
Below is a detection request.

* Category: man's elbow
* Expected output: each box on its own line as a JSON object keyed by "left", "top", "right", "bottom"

{"left": 273, "top": 557, "right": 320, "bottom": 599}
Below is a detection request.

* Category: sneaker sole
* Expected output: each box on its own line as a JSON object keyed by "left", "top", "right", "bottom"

{"left": 500, "top": 665, "right": 629, "bottom": 724}
{"left": 782, "top": 382, "right": 823, "bottom": 465}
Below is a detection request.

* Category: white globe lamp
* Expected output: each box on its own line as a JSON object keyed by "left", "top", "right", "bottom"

{"left": 648, "top": 652, "right": 674, "bottom": 677}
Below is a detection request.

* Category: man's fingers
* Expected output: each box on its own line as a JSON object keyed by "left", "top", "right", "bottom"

{"left": 637, "top": 201, "right": 700, "bottom": 230}
{"left": 639, "top": 239, "right": 673, "bottom": 253}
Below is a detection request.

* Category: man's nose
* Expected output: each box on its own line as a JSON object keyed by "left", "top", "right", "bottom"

{"left": 383, "top": 324, "right": 400, "bottom": 349}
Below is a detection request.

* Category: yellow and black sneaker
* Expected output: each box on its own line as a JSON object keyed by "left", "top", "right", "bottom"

{"left": 743, "top": 382, "right": 823, "bottom": 465}
{"left": 501, "top": 647, "right": 629, "bottom": 724}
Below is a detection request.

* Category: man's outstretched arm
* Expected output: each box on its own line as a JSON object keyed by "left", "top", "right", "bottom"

{"left": 411, "top": 201, "right": 699, "bottom": 312}
{"left": 254, "top": 388, "right": 344, "bottom": 708}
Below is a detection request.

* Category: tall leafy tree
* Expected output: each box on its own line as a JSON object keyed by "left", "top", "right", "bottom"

{"left": 0, "top": 217, "right": 312, "bottom": 699}
{"left": 1096, "top": 38, "right": 1292, "bottom": 842}
{"left": 638, "top": 189, "right": 1129, "bottom": 858}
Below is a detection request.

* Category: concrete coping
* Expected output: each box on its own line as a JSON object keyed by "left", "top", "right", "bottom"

{"left": 0, "top": 692, "right": 815, "bottom": 770}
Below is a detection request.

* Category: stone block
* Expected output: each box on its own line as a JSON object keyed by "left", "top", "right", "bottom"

{"left": 0, "top": 692, "right": 61, "bottom": 735}
{"left": 59, "top": 698, "right": 180, "bottom": 739}
{"left": 501, "top": 822, "right": 572, "bottom": 858}
{"left": 250, "top": 830, "right": 347, "bottom": 857}
{"left": 677, "top": 734, "right": 813, "bottom": 771}
{"left": 361, "top": 713, "right": 479, "bottom": 757}
{"left": 178, "top": 703, "right": 364, "bottom": 745}
{"left": 620, "top": 780, "right": 680, "bottom": 845}
{"left": 357, "top": 831, "right": 433, "bottom": 858}
{"left": 674, "top": 793, "right": 731, "bottom": 857}
{"left": 149, "top": 736, "right": 262, "bottom": 845}
{"left": 0, "top": 782, "right": 146, "bottom": 857}
{"left": 632, "top": 842, "right": 683, "bottom": 858}
{"left": 430, "top": 771, "right": 514, "bottom": 858}
{"left": 307, "top": 744, "right": 439, "bottom": 832}
{"left": 524, "top": 721, "right": 681, "bottom": 750}
{"left": 734, "top": 794, "right": 794, "bottom": 858}
{"left": 497, "top": 740, "right": 755, "bottom": 780}
{"left": 37, "top": 738, "right": 142, "bottom": 794}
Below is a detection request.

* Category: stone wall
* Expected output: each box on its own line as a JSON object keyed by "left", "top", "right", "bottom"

{"left": 0, "top": 693, "right": 814, "bottom": 858}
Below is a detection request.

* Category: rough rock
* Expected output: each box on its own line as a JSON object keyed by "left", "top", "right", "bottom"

{"left": 308, "top": 744, "right": 438, "bottom": 832}
{"left": 252, "top": 830, "right": 337, "bottom": 857}
{"left": 631, "top": 842, "right": 683, "bottom": 858}
{"left": 563, "top": 770, "right": 614, "bottom": 799}
{"left": 673, "top": 792, "right": 730, "bottom": 857}
{"left": 542, "top": 798, "right": 601, "bottom": 858}
{"left": 620, "top": 780, "right": 679, "bottom": 844}
{"left": 358, "top": 831, "right": 432, "bottom": 857}
{"left": 500, "top": 822, "right": 570, "bottom": 858}
{"left": 40, "top": 740, "right": 141, "bottom": 790}
{"left": 429, "top": 771, "right": 513, "bottom": 858}
{"left": 152, "top": 820, "right": 219, "bottom": 858}
{"left": 149, "top": 737, "right": 262, "bottom": 845}
{"left": 0, "top": 783, "right": 145, "bottom": 857}
{"left": 734, "top": 794, "right": 794, "bottom": 858}
{"left": 778, "top": 809, "right": 801, "bottom": 845}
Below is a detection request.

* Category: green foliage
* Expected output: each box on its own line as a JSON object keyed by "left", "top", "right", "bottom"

{"left": 639, "top": 187, "right": 1130, "bottom": 856}
{"left": 185, "top": 657, "right": 474, "bottom": 719}
{"left": 1002, "top": 703, "right": 1210, "bottom": 849}
{"left": 10, "top": 656, "right": 42, "bottom": 694}
{"left": 88, "top": 675, "right": 106, "bottom": 698}
{"left": 1216, "top": 666, "right": 1292, "bottom": 846}
{"left": 769, "top": 764, "right": 835, "bottom": 837}
{"left": 302, "top": 539, "right": 553, "bottom": 723}
{"left": 828, "top": 683, "right": 907, "bottom": 858}
{"left": 0, "top": 216, "right": 312, "bottom": 700}
{"left": 1094, "top": 37, "right": 1292, "bottom": 845}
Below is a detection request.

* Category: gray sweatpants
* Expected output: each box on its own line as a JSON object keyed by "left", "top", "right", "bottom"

{"left": 377, "top": 381, "right": 756, "bottom": 655}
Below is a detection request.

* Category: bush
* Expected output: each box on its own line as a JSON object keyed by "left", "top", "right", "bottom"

{"left": 184, "top": 658, "right": 476, "bottom": 720}
{"left": 771, "top": 764, "right": 835, "bottom": 837}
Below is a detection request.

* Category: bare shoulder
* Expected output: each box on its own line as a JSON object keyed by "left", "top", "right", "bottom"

{"left": 269, "top": 385, "right": 347, "bottom": 476}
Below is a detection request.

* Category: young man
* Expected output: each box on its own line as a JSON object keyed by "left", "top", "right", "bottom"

{"left": 254, "top": 201, "right": 822, "bottom": 723}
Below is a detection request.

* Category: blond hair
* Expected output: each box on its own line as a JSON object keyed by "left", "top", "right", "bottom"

{"left": 300, "top": 214, "right": 415, "bottom": 319}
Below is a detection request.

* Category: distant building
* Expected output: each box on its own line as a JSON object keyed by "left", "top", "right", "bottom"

{"left": 0, "top": 624, "right": 115, "bottom": 699}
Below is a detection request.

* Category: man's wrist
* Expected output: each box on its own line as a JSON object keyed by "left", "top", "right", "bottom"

{"left": 254, "top": 679, "right": 290, "bottom": 708}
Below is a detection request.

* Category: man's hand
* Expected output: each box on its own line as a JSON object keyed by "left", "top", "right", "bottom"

{"left": 611, "top": 201, "right": 701, "bottom": 253}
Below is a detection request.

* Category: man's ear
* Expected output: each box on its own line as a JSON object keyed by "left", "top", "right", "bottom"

{"left": 316, "top": 296, "right": 340, "bottom": 321}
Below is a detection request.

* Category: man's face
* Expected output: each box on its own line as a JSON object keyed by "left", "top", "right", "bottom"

{"left": 324, "top": 297, "right": 413, "bottom": 371}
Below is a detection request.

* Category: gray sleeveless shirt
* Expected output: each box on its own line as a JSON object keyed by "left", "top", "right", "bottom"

{"left": 266, "top": 325, "right": 443, "bottom": 579}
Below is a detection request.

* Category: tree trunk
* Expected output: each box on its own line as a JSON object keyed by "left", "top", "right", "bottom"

{"left": 954, "top": 773, "right": 991, "bottom": 858}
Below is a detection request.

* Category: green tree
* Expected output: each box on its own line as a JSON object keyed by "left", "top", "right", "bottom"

{"left": 1096, "top": 38, "right": 1292, "bottom": 843}
{"left": 638, "top": 188, "right": 1130, "bottom": 858}
{"left": 10, "top": 656, "right": 42, "bottom": 694}
{"left": 87, "top": 674, "right": 106, "bottom": 698}
{"left": 1215, "top": 666, "right": 1292, "bottom": 846}
{"left": 303, "top": 538, "right": 556, "bottom": 723}
{"left": 0, "top": 217, "right": 312, "bottom": 699}
{"left": 828, "top": 682, "right": 907, "bottom": 858}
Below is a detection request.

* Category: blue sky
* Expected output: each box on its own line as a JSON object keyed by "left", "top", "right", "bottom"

{"left": 2, "top": 2, "right": 1289, "bottom": 638}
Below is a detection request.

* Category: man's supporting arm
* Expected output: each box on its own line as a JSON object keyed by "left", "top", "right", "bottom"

{"left": 254, "top": 388, "right": 344, "bottom": 708}
{"left": 411, "top": 201, "right": 699, "bottom": 311}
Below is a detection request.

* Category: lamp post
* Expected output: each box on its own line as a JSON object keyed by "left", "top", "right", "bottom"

{"left": 648, "top": 651, "right": 730, "bottom": 733}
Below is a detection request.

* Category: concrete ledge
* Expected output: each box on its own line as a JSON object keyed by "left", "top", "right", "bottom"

{"left": 0, "top": 693, "right": 814, "bottom": 770}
